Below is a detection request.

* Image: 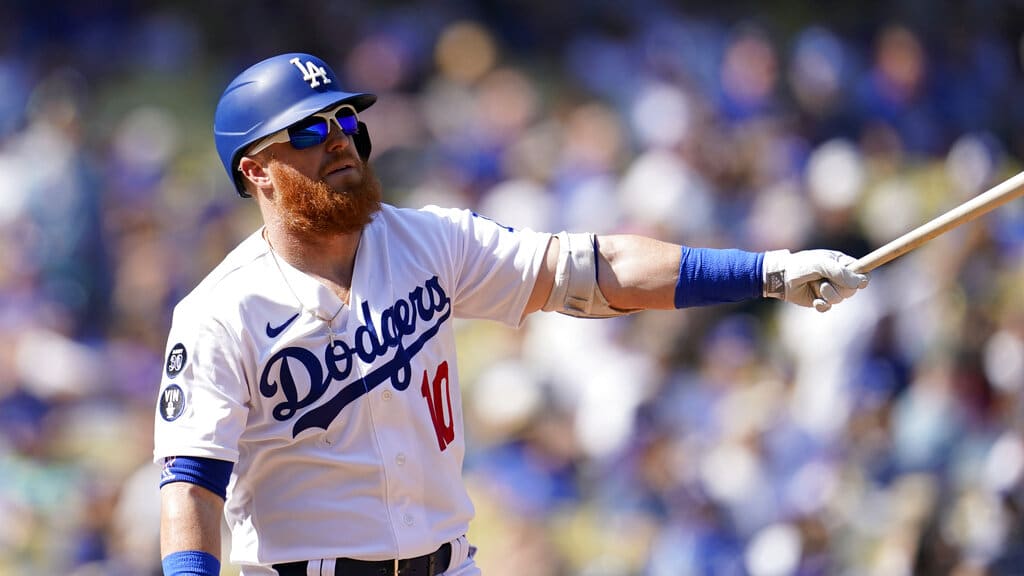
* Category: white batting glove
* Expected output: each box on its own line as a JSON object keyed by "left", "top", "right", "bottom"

{"left": 763, "top": 249, "right": 870, "bottom": 312}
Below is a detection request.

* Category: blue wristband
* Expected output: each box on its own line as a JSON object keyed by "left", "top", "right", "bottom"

{"left": 674, "top": 246, "right": 764, "bottom": 308}
{"left": 162, "top": 550, "right": 220, "bottom": 576}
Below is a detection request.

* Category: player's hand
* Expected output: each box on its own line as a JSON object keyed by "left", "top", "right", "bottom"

{"left": 763, "top": 249, "right": 870, "bottom": 312}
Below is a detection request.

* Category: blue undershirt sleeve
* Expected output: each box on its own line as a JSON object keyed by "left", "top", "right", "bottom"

{"left": 160, "top": 456, "right": 234, "bottom": 500}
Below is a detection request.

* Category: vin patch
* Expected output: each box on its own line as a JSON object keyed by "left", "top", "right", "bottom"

{"left": 160, "top": 384, "right": 186, "bottom": 421}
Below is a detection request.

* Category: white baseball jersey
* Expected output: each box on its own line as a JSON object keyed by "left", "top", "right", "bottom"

{"left": 153, "top": 204, "right": 550, "bottom": 569}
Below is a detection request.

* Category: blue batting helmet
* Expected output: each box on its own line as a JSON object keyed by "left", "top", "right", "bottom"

{"left": 213, "top": 52, "right": 377, "bottom": 197}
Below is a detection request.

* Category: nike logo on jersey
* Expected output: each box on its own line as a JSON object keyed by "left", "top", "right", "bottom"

{"left": 266, "top": 313, "right": 300, "bottom": 338}
{"left": 258, "top": 276, "right": 451, "bottom": 437}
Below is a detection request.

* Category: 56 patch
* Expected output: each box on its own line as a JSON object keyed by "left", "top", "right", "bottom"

{"left": 160, "top": 384, "right": 186, "bottom": 421}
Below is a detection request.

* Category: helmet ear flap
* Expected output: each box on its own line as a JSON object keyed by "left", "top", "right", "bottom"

{"left": 354, "top": 121, "right": 372, "bottom": 160}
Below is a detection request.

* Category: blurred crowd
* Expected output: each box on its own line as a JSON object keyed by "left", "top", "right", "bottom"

{"left": 2, "top": 1, "right": 1024, "bottom": 575}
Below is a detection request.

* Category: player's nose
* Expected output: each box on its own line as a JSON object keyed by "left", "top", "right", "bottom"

{"left": 324, "top": 120, "right": 352, "bottom": 152}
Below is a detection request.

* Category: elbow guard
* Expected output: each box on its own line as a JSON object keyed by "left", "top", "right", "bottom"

{"left": 541, "top": 232, "right": 637, "bottom": 318}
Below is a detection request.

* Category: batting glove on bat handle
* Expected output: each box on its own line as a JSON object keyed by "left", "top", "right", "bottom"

{"left": 763, "top": 249, "right": 870, "bottom": 312}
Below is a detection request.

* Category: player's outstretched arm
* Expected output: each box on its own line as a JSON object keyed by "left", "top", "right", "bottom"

{"left": 525, "top": 233, "right": 870, "bottom": 317}
{"left": 160, "top": 482, "right": 224, "bottom": 574}
{"left": 593, "top": 235, "right": 685, "bottom": 310}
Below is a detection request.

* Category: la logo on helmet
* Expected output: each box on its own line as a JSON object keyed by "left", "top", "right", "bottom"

{"left": 290, "top": 57, "right": 331, "bottom": 88}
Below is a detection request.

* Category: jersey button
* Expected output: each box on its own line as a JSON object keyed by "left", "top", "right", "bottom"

{"left": 395, "top": 453, "right": 406, "bottom": 466}
{"left": 382, "top": 389, "right": 393, "bottom": 401}
{"left": 403, "top": 513, "right": 414, "bottom": 526}
{"left": 321, "top": 437, "right": 333, "bottom": 447}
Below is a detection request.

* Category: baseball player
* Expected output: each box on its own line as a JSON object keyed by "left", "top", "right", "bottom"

{"left": 155, "top": 52, "right": 870, "bottom": 576}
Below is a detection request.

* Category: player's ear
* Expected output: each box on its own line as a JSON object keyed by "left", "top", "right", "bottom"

{"left": 238, "top": 156, "right": 272, "bottom": 189}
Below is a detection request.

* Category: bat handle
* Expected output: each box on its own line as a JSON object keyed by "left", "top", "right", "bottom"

{"left": 853, "top": 170, "right": 1024, "bottom": 275}
{"left": 808, "top": 170, "right": 1024, "bottom": 310}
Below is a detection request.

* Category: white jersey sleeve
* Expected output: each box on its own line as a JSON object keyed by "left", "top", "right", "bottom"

{"left": 153, "top": 300, "right": 251, "bottom": 463}
{"left": 422, "top": 206, "right": 550, "bottom": 327}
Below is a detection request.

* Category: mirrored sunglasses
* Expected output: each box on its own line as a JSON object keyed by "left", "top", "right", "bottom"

{"left": 245, "top": 103, "right": 359, "bottom": 158}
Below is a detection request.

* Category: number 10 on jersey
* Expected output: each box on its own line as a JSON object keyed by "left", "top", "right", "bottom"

{"left": 421, "top": 362, "right": 455, "bottom": 451}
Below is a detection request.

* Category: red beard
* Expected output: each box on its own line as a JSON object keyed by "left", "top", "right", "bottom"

{"left": 268, "top": 159, "right": 382, "bottom": 237}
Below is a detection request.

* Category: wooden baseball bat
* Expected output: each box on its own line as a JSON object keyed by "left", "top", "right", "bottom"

{"left": 812, "top": 170, "right": 1024, "bottom": 311}
{"left": 852, "top": 170, "right": 1024, "bottom": 273}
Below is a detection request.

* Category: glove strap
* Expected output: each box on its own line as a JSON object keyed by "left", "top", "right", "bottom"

{"left": 762, "top": 250, "right": 790, "bottom": 299}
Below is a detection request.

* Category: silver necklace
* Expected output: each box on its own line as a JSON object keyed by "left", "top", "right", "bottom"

{"left": 266, "top": 238, "right": 346, "bottom": 341}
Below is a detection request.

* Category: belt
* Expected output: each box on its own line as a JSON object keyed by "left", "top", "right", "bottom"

{"left": 273, "top": 542, "right": 452, "bottom": 576}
